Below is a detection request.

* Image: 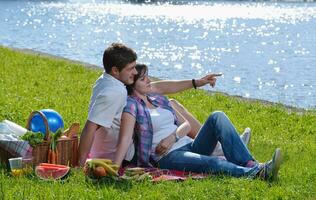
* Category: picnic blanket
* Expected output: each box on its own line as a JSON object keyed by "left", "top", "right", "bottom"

{"left": 0, "top": 140, "right": 33, "bottom": 158}
{"left": 119, "top": 166, "right": 210, "bottom": 182}
{"left": 0, "top": 120, "right": 32, "bottom": 159}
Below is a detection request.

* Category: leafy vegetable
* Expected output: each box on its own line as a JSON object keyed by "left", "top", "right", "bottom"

{"left": 50, "top": 128, "right": 63, "bottom": 151}
{"left": 20, "top": 131, "right": 44, "bottom": 147}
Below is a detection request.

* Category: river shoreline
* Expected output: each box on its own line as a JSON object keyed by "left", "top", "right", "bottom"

{"left": 4, "top": 45, "right": 313, "bottom": 114}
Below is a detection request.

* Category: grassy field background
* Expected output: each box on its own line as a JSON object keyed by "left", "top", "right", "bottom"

{"left": 1, "top": 46, "right": 316, "bottom": 199}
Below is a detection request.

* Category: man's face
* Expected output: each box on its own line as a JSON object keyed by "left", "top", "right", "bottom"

{"left": 117, "top": 61, "right": 137, "bottom": 85}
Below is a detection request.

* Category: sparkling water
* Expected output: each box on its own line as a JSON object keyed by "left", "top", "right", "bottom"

{"left": 1, "top": 0, "right": 315, "bottom": 109}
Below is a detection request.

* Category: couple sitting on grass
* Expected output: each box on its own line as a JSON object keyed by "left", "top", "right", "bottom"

{"left": 78, "top": 43, "right": 283, "bottom": 181}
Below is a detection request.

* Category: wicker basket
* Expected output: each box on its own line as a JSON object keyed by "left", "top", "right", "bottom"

{"left": 0, "top": 111, "right": 79, "bottom": 168}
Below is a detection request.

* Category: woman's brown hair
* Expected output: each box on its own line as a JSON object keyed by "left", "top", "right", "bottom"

{"left": 126, "top": 64, "right": 148, "bottom": 95}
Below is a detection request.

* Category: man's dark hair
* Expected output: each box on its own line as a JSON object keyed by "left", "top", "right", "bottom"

{"left": 103, "top": 43, "right": 137, "bottom": 73}
{"left": 126, "top": 64, "right": 148, "bottom": 95}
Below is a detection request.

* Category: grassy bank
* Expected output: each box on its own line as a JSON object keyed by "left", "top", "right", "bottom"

{"left": 1, "top": 46, "right": 316, "bottom": 199}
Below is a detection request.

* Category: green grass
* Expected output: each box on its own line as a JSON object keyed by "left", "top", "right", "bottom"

{"left": 1, "top": 46, "right": 316, "bottom": 199}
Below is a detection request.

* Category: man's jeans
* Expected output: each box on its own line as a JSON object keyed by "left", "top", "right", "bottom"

{"left": 158, "top": 111, "right": 259, "bottom": 177}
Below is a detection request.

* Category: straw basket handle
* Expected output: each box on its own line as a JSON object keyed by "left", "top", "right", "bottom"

{"left": 26, "top": 111, "right": 51, "bottom": 141}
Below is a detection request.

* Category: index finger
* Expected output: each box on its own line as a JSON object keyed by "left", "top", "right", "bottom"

{"left": 210, "top": 73, "right": 223, "bottom": 77}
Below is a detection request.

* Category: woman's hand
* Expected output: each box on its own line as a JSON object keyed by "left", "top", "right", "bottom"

{"left": 196, "top": 73, "right": 222, "bottom": 88}
{"left": 155, "top": 134, "right": 176, "bottom": 156}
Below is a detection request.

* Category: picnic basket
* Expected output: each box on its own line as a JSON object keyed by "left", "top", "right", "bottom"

{"left": 0, "top": 111, "right": 79, "bottom": 168}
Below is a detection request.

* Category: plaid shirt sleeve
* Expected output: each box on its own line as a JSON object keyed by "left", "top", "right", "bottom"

{"left": 123, "top": 97, "right": 138, "bottom": 118}
{"left": 0, "top": 140, "right": 33, "bottom": 158}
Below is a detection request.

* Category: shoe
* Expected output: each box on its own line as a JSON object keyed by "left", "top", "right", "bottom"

{"left": 259, "top": 148, "right": 283, "bottom": 181}
{"left": 240, "top": 127, "right": 251, "bottom": 146}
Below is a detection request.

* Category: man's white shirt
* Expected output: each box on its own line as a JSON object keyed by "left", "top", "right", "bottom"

{"left": 88, "top": 72, "right": 134, "bottom": 161}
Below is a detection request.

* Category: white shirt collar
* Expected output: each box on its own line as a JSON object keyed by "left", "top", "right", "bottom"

{"left": 103, "top": 72, "right": 125, "bottom": 87}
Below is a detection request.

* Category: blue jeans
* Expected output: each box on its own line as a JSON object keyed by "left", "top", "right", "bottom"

{"left": 158, "top": 111, "right": 259, "bottom": 177}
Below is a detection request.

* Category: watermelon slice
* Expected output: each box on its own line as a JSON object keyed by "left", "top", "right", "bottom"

{"left": 39, "top": 163, "right": 69, "bottom": 168}
{"left": 35, "top": 164, "right": 70, "bottom": 180}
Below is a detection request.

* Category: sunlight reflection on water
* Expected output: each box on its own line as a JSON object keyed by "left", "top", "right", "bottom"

{"left": 1, "top": 1, "right": 316, "bottom": 108}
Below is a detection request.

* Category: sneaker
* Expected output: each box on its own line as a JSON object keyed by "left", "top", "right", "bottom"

{"left": 259, "top": 148, "right": 283, "bottom": 181}
{"left": 240, "top": 127, "right": 251, "bottom": 146}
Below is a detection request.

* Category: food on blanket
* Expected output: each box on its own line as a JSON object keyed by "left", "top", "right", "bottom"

{"left": 96, "top": 161, "right": 118, "bottom": 176}
{"left": 124, "top": 167, "right": 145, "bottom": 176}
{"left": 121, "top": 167, "right": 152, "bottom": 181}
{"left": 89, "top": 158, "right": 113, "bottom": 164}
{"left": 9, "top": 157, "right": 33, "bottom": 177}
{"left": 83, "top": 164, "right": 93, "bottom": 177}
{"left": 109, "top": 164, "right": 119, "bottom": 171}
{"left": 30, "top": 109, "right": 64, "bottom": 135}
{"left": 152, "top": 175, "right": 186, "bottom": 182}
{"left": 39, "top": 163, "right": 68, "bottom": 168}
{"left": 84, "top": 158, "right": 119, "bottom": 179}
{"left": 11, "top": 167, "right": 33, "bottom": 177}
{"left": 35, "top": 163, "right": 70, "bottom": 180}
{"left": 20, "top": 131, "right": 44, "bottom": 147}
{"left": 94, "top": 166, "right": 107, "bottom": 177}
{"left": 137, "top": 172, "right": 152, "bottom": 181}
{"left": 11, "top": 169, "right": 24, "bottom": 177}
{"left": 121, "top": 173, "right": 152, "bottom": 181}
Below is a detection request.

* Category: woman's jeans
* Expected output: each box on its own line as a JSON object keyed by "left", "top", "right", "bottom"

{"left": 158, "top": 111, "right": 259, "bottom": 177}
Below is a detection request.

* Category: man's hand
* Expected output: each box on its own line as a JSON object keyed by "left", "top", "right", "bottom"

{"left": 155, "top": 134, "right": 176, "bottom": 156}
{"left": 195, "top": 73, "right": 222, "bottom": 88}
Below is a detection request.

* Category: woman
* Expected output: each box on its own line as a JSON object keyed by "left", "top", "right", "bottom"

{"left": 114, "top": 64, "right": 283, "bottom": 181}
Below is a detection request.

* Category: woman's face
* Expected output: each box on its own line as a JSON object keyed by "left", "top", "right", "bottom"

{"left": 133, "top": 72, "right": 151, "bottom": 95}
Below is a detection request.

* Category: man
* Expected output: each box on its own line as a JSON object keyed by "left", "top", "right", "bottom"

{"left": 78, "top": 43, "right": 220, "bottom": 166}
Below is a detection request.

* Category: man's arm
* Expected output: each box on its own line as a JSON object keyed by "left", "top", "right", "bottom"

{"left": 114, "top": 112, "right": 136, "bottom": 167}
{"left": 150, "top": 73, "right": 222, "bottom": 95}
{"left": 78, "top": 120, "right": 101, "bottom": 166}
{"left": 78, "top": 91, "right": 125, "bottom": 166}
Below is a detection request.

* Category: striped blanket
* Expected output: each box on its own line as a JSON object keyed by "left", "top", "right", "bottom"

{"left": 0, "top": 140, "right": 32, "bottom": 158}
{"left": 119, "top": 166, "right": 209, "bottom": 182}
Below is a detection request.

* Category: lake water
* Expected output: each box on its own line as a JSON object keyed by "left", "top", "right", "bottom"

{"left": 1, "top": 0, "right": 316, "bottom": 109}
